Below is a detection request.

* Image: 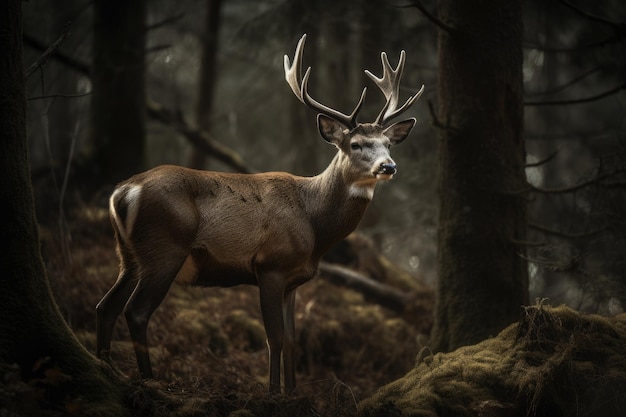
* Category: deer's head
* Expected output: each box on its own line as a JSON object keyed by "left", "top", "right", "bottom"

{"left": 284, "top": 34, "right": 424, "bottom": 189}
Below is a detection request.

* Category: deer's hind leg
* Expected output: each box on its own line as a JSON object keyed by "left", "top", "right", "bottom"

{"left": 123, "top": 255, "right": 187, "bottom": 379}
{"left": 96, "top": 251, "right": 139, "bottom": 362}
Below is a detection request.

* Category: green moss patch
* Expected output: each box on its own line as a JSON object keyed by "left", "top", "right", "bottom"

{"left": 359, "top": 304, "right": 626, "bottom": 417}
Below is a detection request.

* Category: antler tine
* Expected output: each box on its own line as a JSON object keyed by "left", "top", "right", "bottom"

{"left": 301, "top": 70, "right": 367, "bottom": 128}
{"left": 284, "top": 34, "right": 307, "bottom": 103}
{"left": 285, "top": 34, "right": 366, "bottom": 128}
{"left": 365, "top": 50, "right": 425, "bottom": 126}
{"left": 380, "top": 83, "right": 424, "bottom": 125}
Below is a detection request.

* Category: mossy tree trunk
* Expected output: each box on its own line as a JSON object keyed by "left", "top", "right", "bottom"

{"left": 0, "top": 2, "right": 131, "bottom": 415}
{"left": 431, "top": 0, "right": 529, "bottom": 352}
{"left": 92, "top": 0, "right": 146, "bottom": 185}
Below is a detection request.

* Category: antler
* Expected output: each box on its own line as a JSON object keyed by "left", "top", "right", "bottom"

{"left": 284, "top": 34, "right": 367, "bottom": 129}
{"left": 365, "top": 51, "right": 425, "bottom": 126}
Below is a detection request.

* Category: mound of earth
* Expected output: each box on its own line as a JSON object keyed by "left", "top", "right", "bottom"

{"left": 359, "top": 304, "right": 626, "bottom": 417}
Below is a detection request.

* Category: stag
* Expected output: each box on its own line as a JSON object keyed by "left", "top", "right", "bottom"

{"left": 95, "top": 34, "right": 424, "bottom": 393}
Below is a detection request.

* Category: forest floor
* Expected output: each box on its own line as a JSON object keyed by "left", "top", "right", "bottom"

{"left": 29, "top": 193, "right": 626, "bottom": 417}
{"left": 39, "top": 198, "right": 434, "bottom": 417}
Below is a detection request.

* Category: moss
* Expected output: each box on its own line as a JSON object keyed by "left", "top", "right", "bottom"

{"left": 359, "top": 304, "right": 626, "bottom": 417}
{"left": 171, "top": 308, "right": 230, "bottom": 354}
{"left": 222, "top": 309, "right": 267, "bottom": 352}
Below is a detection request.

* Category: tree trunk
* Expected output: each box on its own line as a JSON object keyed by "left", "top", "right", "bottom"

{"left": 288, "top": 7, "right": 321, "bottom": 176}
{"left": 91, "top": 0, "right": 146, "bottom": 185}
{"left": 190, "top": 0, "right": 222, "bottom": 169}
{"left": 431, "top": 0, "right": 529, "bottom": 352}
{"left": 0, "top": 2, "right": 131, "bottom": 415}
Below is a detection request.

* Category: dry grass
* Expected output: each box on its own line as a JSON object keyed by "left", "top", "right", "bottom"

{"left": 40, "top": 203, "right": 431, "bottom": 416}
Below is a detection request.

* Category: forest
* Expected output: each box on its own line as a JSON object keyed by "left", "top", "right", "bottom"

{"left": 1, "top": 0, "right": 626, "bottom": 416}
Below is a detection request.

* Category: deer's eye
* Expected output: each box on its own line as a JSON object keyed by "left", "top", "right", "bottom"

{"left": 351, "top": 142, "right": 362, "bottom": 151}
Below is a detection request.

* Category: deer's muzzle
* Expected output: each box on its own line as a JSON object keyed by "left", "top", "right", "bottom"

{"left": 378, "top": 163, "right": 397, "bottom": 176}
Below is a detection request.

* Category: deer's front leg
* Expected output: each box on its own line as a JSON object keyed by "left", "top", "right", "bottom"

{"left": 259, "top": 273, "right": 286, "bottom": 393}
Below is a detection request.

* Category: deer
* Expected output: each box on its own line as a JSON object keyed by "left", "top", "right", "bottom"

{"left": 95, "top": 34, "right": 424, "bottom": 393}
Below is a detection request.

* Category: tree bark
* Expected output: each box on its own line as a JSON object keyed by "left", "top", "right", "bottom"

{"left": 91, "top": 0, "right": 146, "bottom": 184}
{"left": 0, "top": 2, "right": 131, "bottom": 414}
{"left": 431, "top": 0, "right": 529, "bottom": 352}
{"left": 190, "top": 0, "right": 222, "bottom": 169}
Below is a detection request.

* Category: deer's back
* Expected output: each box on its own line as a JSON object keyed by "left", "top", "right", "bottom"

{"left": 112, "top": 165, "right": 318, "bottom": 288}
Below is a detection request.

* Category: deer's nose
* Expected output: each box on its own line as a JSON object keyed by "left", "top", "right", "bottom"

{"left": 379, "top": 163, "right": 397, "bottom": 175}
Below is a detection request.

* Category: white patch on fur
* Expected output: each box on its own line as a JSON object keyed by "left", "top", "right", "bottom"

{"left": 375, "top": 173, "right": 394, "bottom": 181}
{"left": 123, "top": 184, "right": 142, "bottom": 239}
{"left": 349, "top": 182, "right": 376, "bottom": 200}
{"left": 109, "top": 188, "right": 125, "bottom": 239}
{"left": 110, "top": 184, "right": 142, "bottom": 242}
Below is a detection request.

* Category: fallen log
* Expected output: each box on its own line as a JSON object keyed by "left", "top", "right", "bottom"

{"left": 319, "top": 261, "right": 411, "bottom": 314}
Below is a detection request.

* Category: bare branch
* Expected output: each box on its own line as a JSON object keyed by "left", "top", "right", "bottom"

{"left": 427, "top": 99, "right": 460, "bottom": 134}
{"left": 507, "top": 168, "right": 626, "bottom": 195}
{"left": 519, "top": 252, "right": 584, "bottom": 275}
{"left": 525, "top": 67, "right": 603, "bottom": 97}
{"left": 525, "top": 130, "right": 616, "bottom": 142}
{"left": 558, "top": 0, "right": 621, "bottom": 27}
{"left": 530, "top": 168, "right": 626, "bottom": 194}
{"left": 427, "top": 99, "right": 441, "bottom": 128}
{"left": 509, "top": 238, "right": 545, "bottom": 247}
{"left": 25, "top": 26, "right": 72, "bottom": 79}
{"left": 529, "top": 168, "right": 626, "bottom": 194}
{"left": 525, "top": 82, "right": 626, "bottom": 106}
{"left": 23, "top": 33, "right": 252, "bottom": 174}
{"left": 146, "top": 12, "right": 185, "bottom": 31}
{"left": 530, "top": 182, "right": 589, "bottom": 195}
{"left": 523, "top": 36, "right": 621, "bottom": 53}
{"left": 147, "top": 100, "right": 254, "bottom": 174}
{"left": 23, "top": 33, "right": 90, "bottom": 76}
{"left": 528, "top": 222, "right": 608, "bottom": 239}
{"left": 525, "top": 150, "right": 558, "bottom": 168}
{"left": 28, "top": 92, "right": 91, "bottom": 101}
{"left": 601, "top": 180, "right": 626, "bottom": 189}
{"left": 524, "top": 1, "right": 622, "bottom": 53}
{"left": 146, "top": 44, "right": 172, "bottom": 54}
{"left": 404, "top": 0, "right": 454, "bottom": 34}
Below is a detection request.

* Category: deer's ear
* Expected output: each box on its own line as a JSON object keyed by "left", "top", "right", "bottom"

{"left": 383, "top": 118, "right": 416, "bottom": 145}
{"left": 317, "top": 114, "right": 349, "bottom": 147}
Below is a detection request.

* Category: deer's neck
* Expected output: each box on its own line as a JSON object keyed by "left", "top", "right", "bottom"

{"left": 302, "top": 154, "right": 374, "bottom": 255}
